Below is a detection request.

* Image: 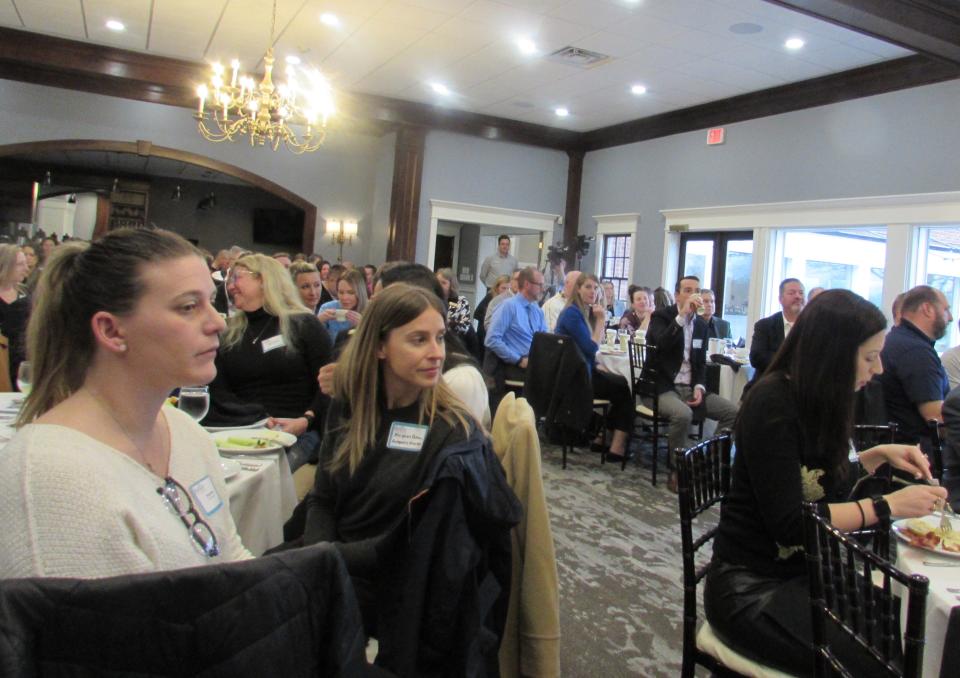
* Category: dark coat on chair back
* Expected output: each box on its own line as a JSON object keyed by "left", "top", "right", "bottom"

{"left": 642, "top": 305, "right": 708, "bottom": 394}
{"left": 374, "top": 426, "right": 522, "bottom": 678}
{"left": 0, "top": 543, "right": 377, "bottom": 678}
{"left": 522, "top": 332, "right": 594, "bottom": 442}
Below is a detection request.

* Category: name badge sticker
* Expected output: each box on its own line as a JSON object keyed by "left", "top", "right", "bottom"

{"left": 261, "top": 334, "right": 286, "bottom": 353}
{"left": 692, "top": 338, "right": 703, "bottom": 349}
{"left": 387, "top": 421, "right": 429, "bottom": 452}
{"left": 190, "top": 476, "right": 223, "bottom": 516}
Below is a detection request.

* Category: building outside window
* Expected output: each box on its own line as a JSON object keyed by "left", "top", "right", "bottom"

{"left": 600, "top": 233, "right": 632, "bottom": 302}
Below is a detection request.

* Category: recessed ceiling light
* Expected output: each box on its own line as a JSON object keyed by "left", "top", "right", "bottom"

{"left": 630, "top": 84, "right": 647, "bottom": 95}
{"left": 517, "top": 37, "right": 537, "bottom": 55}
{"left": 105, "top": 19, "right": 125, "bottom": 31}
{"left": 554, "top": 107, "right": 569, "bottom": 117}
{"left": 320, "top": 13, "right": 340, "bottom": 28}
{"left": 785, "top": 37, "right": 805, "bottom": 50}
{"left": 285, "top": 55, "right": 301, "bottom": 65}
{"left": 430, "top": 82, "right": 450, "bottom": 95}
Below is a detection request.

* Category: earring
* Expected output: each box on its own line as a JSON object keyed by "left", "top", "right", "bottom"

{"left": 118, "top": 343, "right": 128, "bottom": 352}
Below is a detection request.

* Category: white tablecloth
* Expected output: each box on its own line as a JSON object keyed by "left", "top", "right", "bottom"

{"left": 595, "top": 349, "right": 631, "bottom": 383}
{"left": 593, "top": 352, "right": 753, "bottom": 404}
{"left": 220, "top": 448, "right": 297, "bottom": 556}
{"left": 896, "top": 539, "right": 960, "bottom": 677}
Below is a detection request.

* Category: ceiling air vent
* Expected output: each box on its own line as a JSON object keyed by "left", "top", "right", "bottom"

{"left": 546, "top": 46, "right": 611, "bottom": 69}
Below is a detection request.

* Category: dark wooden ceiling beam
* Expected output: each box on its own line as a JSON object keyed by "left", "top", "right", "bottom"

{"left": 576, "top": 54, "right": 960, "bottom": 152}
{"left": 763, "top": 0, "right": 960, "bottom": 65}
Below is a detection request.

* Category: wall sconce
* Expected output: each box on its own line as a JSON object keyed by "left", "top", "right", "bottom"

{"left": 171, "top": 185, "right": 183, "bottom": 202}
{"left": 43, "top": 171, "right": 53, "bottom": 186}
{"left": 326, "top": 219, "right": 358, "bottom": 262}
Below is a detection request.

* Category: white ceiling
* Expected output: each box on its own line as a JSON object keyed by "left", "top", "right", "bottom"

{"left": 0, "top": 0, "right": 912, "bottom": 132}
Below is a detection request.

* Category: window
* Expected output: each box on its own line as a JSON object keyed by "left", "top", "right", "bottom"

{"left": 601, "top": 233, "right": 632, "bottom": 301}
{"left": 775, "top": 228, "right": 887, "bottom": 312}
{"left": 916, "top": 225, "right": 960, "bottom": 352}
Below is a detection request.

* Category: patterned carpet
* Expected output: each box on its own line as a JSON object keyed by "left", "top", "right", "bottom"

{"left": 539, "top": 442, "right": 708, "bottom": 677}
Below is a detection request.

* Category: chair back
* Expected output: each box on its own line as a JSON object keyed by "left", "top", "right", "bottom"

{"left": 524, "top": 332, "right": 592, "bottom": 439}
{"left": 628, "top": 341, "right": 659, "bottom": 402}
{"left": 802, "top": 503, "right": 929, "bottom": 678}
{"left": 852, "top": 423, "right": 898, "bottom": 452}
{"left": 926, "top": 419, "right": 945, "bottom": 481}
{"left": 674, "top": 432, "right": 733, "bottom": 677}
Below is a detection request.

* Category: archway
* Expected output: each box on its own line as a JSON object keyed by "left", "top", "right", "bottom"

{"left": 0, "top": 139, "right": 318, "bottom": 252}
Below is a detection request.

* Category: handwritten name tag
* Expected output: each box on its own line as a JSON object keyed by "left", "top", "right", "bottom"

{"left": 261, "top": 334, "right": 285, "bottom": 353}
{"left": 190, "top": 476, "right": 223, "bottom": 516}
{"left": 692, "top": 338, "right": 703, "bottom": 349}
{"left": 387, "top": 421, "right": 429, "bottom": 452}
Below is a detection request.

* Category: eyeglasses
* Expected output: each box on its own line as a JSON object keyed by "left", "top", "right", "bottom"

{"left": 157, "top": 477, "right": 221, "bottom": 558}
{"left": 227, "top": 269, "right": 254, "bottom": 286}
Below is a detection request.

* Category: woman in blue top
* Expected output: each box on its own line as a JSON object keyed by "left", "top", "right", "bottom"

{"left": 318, "top": 269, "right": 368, "bottom": 341}
{"left": 556, "top": 273, "right": 634, "bottom": 461}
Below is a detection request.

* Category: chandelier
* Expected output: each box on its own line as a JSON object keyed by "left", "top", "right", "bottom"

{"left": 194, "top": 0, "right": 335, "bottom": 154}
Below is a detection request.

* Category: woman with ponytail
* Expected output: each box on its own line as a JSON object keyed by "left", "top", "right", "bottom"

{"left": 0, "top": 228, "right": 251, "bottom": 578}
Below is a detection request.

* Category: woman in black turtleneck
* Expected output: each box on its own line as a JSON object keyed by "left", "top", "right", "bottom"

{"left": 209, "top": 253, "right": 332, "bottom": 471}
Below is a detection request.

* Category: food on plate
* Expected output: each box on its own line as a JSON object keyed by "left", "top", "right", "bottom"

{"left": 900, "top": 518, "right": 942, "bottom": 549}
{"left": 218, "top": 436, "right": 269, "bottom": 449}
{"left": 942, "top": 530, "right": 960, "bottom": 553}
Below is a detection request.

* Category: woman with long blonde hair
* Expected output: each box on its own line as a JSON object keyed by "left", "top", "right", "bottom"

{"left": 0, "top": 228, "right": 251, "bottom": 578}
{"left": 210, "top": 253, "right": 332, "bottom": 471}
{"left": 302, "top": 283, "right": 517, "bottom": 636}
{"left": 0, "top": 244, "right": 30, "bottom": 387}
{"left": 555, "top": 273, "right": 634, "bottom": 461}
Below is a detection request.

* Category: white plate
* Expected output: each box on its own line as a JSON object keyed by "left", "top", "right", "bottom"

{"left": 204, "top": 418, "right": 269, "bottom": 433}
{"left": 212, "top": 428, "right": 296, "bottom": 454}
{"left": 219, "top": 458, "right": 242, "bottom": 480}
{"left": 893, "top": 515, "right": 960, "bottom": 559}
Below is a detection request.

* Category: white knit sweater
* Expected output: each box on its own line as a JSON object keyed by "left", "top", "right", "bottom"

{"left": 0, "top": 406, "right": 252, "bottom": 578}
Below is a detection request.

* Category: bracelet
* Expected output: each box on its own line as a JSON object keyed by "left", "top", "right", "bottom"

{"left": 302, "top": 412, "right": 315, "bottom": 426}
{"left": 854, "top": 499, "right": 866, "bottom": 530}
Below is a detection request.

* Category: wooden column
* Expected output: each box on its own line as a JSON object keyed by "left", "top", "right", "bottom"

{"left": 563, "top": 149, "right": 584, "bottom": 268}
{"left": 387, "top": 126, "right": 426, "bottom": 262}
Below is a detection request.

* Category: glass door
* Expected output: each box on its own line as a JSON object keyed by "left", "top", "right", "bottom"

{"left": 679, "top": 231, "right": 753, "bottom": 342}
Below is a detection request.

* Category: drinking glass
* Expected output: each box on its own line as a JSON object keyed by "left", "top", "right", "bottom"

{"left": 16, "top": 361, "right": 32, "bottom": 395}
{"left": 178, "top": 386, "right": 210, "bottom": 422}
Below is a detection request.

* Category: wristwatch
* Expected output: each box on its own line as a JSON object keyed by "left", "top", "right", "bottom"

{"left": 871, "top": 495, "right": 891, "bottom": 524}
{"left": 302, "top": 412, "right": 316, "bottom": 427}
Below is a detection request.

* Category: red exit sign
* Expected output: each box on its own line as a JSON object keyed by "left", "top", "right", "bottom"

{"left": 706, "top": 127, "right": 725, "bottom": 145}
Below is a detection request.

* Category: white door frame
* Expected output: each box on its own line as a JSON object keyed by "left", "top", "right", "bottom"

{"left": 427, "top": 199, "right": 560, "bottom": 270}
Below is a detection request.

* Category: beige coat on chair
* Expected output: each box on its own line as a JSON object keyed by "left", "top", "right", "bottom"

{"left": 491, "top": 392, "right": 561, "bottom": 678}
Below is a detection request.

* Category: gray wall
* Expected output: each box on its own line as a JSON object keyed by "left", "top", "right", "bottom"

{"left": 0, "top": 79, "right": 383, "bottom": 263}
{"left": 148, "top": 177, "right": 297, "bottom": 252}
{"left": 416, "top": 130, "right": 569, "bottom": 262}
{"left": 579, "top": 78, "right": 960, "bottom": 285}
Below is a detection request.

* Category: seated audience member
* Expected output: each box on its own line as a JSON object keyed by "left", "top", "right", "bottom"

{"left": 643, "top": 275, "right": 738, "bottom": 459}
{"left": 0, "top": 244, "right": 31, "bottom": 386}
{"left": 485, "top": 270, "right": 521, "bottom": 330}
{"left": 601, "top": 280, "right": 625, "bottom": 326}
{"left": 705, "top": 289, "right": 944, "bottom": 675}
{"left": 746, "top": 277, "right": 805, "bottom": 390}
{"left": 319, "top": 262, "right": 340, "bottom": 306}
{"left": 942, "top": 321, "right": 960, "bottom": 392}
{"left": 303, "top": 284, "right": 518, "bottom": 637}
{"left": 436, "top": 267, "right": 472, "bottom": 336}
{"left": 21, "top": 243, "right": 41, "bottom": 294}
{"left": 555, "top": 274, "right": 634, "bottom": 460}
{"left": 210, "top": 254, "right": 332, "bottom": 471}
{"left": 807, "top": 286, "right": 825, "bottom": 302}
{"left": 474, "top": 274, "right": 510, "bottom": 358}
{"left": 652, "top": 286, "right": 673, "bottom": 310}
{"left": 879, "top": 285, "right": 952, "bottom": 450}
{"left": 363, "top": 264, "right": 377, "bottom": 296}
{"left": 318, "top": 269, "right": 368, "bottom": 341}
{"left": 941, "top": 384, "right": 960, "bottom": 508}
{"left": 892, "top": 292, "right": 906, "bottom": 326}
{"left": 0, "top": 229, "right": 251, "bottom": 578}
{"left": 272, "top": 252, "right": 292, "bottom": 268}
{"left": 484, "top": 266, "right": 547, "bottom": 394}
{"left": 542, "top": 270, "right": 579, "bottom": 332}
{"left": 699, "top": 289, "right": 731, "bottom": 340}
{"left": 619, "top": 285, "right": 654, "bottom": 336}
{"left": 290, "top": 261, "right": 323, "bottom": 314}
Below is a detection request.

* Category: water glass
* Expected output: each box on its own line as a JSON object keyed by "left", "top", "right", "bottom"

{"left": 178, "top": 386, "right": 210, "bottom": 422}
{"left": 16, "top": 361, "right": 32, "bottom": 395}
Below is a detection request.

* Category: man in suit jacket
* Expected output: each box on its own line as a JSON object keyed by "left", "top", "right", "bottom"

{"left": 642, "top": 275, "right": 739, "bottom": 458}
{"left": 700, "top": 289, "right": 732, "bottom": 340}
{"left": 941, "top": 384, "right": 960, "bottom": 510}
{"left": 745, "top": 278, "right": 805, "bottom": 391}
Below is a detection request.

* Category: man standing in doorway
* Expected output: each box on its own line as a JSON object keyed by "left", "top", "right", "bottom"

{"left": 480, "top": 235, "right": 519, "bottom": 292}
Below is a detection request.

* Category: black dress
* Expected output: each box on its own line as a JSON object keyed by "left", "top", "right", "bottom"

{"left": 705, "top": 373, "right": 889, "bottom": 676}
{"left": 0, "top": 291, "right": 30, "bottom": 389}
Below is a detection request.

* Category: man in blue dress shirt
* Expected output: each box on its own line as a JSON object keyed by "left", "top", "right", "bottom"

{"left": 484, "top": 266, "right": 547, "bottom": 399}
